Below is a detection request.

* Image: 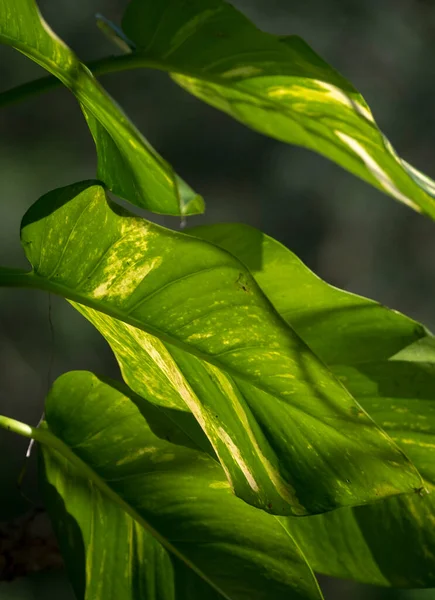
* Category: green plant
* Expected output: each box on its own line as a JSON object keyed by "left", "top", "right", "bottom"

{"left": 1, "top": 0, "right": 435, "bottom": 598}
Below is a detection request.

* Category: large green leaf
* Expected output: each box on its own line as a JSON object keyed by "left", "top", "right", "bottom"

{"left": 0, "top": 180, "right": 422, "bottom": 516}
{"left": 121, "top": 0, "right": 435, "bottom": 219}
{"left": 191, "top": 223, "right": 435, "bottom": 587}
{"left": 289, "top": 358, "right": 435, "bottom": 588}
{"left": 0, "top": 0, "right": 203, "bottom": 216}
{"left": 37, "top": 371, "right": 323, "bottom": 600}
{"left": 189, "top": 222, "right": 430, "bottom": 366}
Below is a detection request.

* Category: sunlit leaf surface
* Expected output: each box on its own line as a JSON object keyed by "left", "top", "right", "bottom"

{"left": 0, "top": 0, "right": 203, "bottom": 215}
{"left": 121, "top": 0, "right": 435, "bottom": 219}
{"left": 289, "top": 356, "right": 435, "bottom": 588}
{"left": 190, "top": 223, "right": 429, "bottom": 367}
{"left": 1, "top": 181, "right": 422, "bottom": 516}
{"left": 40, "top": 371, "right": 322, "bottom": 600}
{"left": 192, "top": 223, "right": 435, "bottom": 588}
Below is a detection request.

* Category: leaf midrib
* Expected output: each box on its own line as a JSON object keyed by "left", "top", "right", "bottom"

{"left": 0, "top": 268, "right": 319, "bottom": 406}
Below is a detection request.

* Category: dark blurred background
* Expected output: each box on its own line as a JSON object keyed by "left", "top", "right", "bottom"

{"left": 1, "top": 0, "right": 435, "bottom": 597}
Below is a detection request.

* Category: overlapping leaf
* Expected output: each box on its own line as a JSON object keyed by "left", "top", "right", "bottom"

{"left": 0, "top": 180, "right": 422, "bottom": 516}
{"left": 189, "top": 222, "right": 430, "bottom": 366}
{"left": 39, "top": 370, "right": 323, "bottom": 600}
{"left": 289, "top": 358, "right": 435, "bottom": 588}
{"left": 0, "top": 0, "right": 203, "bottom": 215}
{"left": 120, "top": 0, "right": 435, "bottom": 218}
{"left": 191, "top": 223, "right": 435, "bottom": 587}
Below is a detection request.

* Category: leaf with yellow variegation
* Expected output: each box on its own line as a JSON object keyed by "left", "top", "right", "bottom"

{"left": 120, "top": 0, "right": 435, "bottom": 219}
{"left": 0, "top": 181, "right": 422, "bottom": 517}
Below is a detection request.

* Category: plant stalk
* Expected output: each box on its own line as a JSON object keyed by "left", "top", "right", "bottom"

{"left": 0, "top": 54, "right": 172, "bottom": 109}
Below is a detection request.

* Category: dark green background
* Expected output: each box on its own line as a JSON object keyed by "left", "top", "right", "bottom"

{"left": 1, "top": 0, "right": 435, "bottom": 597}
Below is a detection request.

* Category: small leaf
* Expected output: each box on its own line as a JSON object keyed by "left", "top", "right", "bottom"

{"left": 0, "top": 0, "right": 203, "bottom": 216}
{"left": 122, "top": 0, "right": 435, "bottom": 218}
{"left": 40, "top": 371, "right": 323, "bottom": 600}
{"left": 6, "top": 180, "right": 423, "bottom": 516}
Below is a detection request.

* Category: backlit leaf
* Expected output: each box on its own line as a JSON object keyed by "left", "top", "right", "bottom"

{"left": 121, "top": 0, "right": 435, "bottom": 219}
{"left": 0, "top": 180, "right": 422, "bottom": 516}
{"left": 0, "top": 0, "right": 203, "bottom": 215}
{"left": 39, "top": 370, "right": 323, "bottom": 600}
{"left": 189, "top": 222, "right": 429, "bottom": 366}
{"left": 289, "top": 358, "right": 435, "bottom": 588}
{"left": 191, "top": 223, "right": 435, "bottom": 588}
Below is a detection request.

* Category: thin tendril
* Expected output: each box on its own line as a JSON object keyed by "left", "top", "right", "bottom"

{"left": 19, "top": 294, "right": 55, "bottom": 498}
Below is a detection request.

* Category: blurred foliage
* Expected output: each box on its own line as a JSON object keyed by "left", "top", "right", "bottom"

{"left": 1, "top": 0, "right": 435, "bottom": 598}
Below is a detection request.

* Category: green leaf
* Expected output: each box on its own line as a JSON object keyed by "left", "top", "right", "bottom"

{"left": 289, "top": 358, "right": 435, "bottom": 588}
{"left": 1, "top": 180, "right": 423, "bottom": 516}
{"left": 38, "top": 370, "right": 323, "bottom": 600}
{"left": 189, "top": 222, "right": 429, "bottom": 367}
{"left": 0, "top": 0, "right": 203, "bottom": 216}
{"left": 121, "top": 0, "right": 435, "bottom": 219}
{"left": 190, "top": 223, "right": 435, "bottom": 588}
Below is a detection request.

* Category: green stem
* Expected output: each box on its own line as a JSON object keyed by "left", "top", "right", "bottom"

{"left": 0, "top": 54, "right": 172, "bottom": 109}
{"left": 0, "top": 268, "right": 36, "bottom": 287}
{"left": 0, "top": 416, "right": 87, "bottom": 479}
{"left": 0, "top": 415, "right": 34, "bottom": 440}
{"left": 0, "top": 416, "right": 87, "bottom": 478}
